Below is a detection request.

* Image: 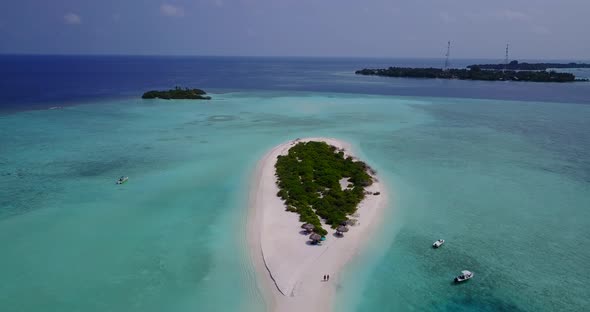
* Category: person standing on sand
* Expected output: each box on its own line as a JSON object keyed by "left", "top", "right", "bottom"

{"left": 327, "top": 274, "right": 330, "bottom": 281}
{"left": 323, "top": 275, "right": 326, "bottom": 281}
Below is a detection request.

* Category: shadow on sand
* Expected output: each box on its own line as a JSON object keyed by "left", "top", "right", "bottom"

{"left": 332, "top": 232, "right": 344, "bottom": 238}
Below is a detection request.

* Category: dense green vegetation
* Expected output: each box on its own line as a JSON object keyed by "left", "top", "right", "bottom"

{"left": 275, "top": 141, "right": 374, "bottom": 235}
{"left": 468, "top": 60, "right": 590, "bottom": 71}
{"left": 355, "top": 67, "right": 587, "bottom": 82}
{"left": 142, "top": 87, "right": 212, "bottom": 100}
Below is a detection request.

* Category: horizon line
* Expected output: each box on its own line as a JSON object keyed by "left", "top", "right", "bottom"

{"left": 1, "top": 52, "right": 588, "bottom": 62}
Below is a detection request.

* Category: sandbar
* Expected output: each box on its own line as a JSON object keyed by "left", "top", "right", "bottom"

{"left": 247, "top": 137, "right": 388, "bottom": 311}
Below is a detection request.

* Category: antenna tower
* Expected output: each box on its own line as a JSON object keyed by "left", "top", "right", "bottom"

{"left": 504, "top": 43, "right": 510, "bottom": 72}
{"left": 444, "top": 41, "right": 451, "bottom": 70}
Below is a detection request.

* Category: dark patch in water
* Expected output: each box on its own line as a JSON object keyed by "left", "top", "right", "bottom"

{"left": 0, "top": 169, "right": 63, "bottom": 219}
{"left": 184, "top": 120, "right": 203, "bottom": 126}
{"left": 157, "top": 137, "right": 179, "bottom": 142}
{"left": 0, "top": 154, "right": 156, "bottom": 219}
{"left": 413, "top": 102, "right": 590, "bottom": 184}
{"left": 441, "top": 294, "right": 525, "bottom": 312}
{"left": 74, "top": 159, "right": 134, "bottom": 177}
{"left": 46, "top": 156, "right": 148, "bottom": 179}
{"left": 231, "top": 113, "right": 338, "bottom": 130}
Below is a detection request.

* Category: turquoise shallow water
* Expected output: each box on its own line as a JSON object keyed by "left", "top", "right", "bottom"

{"left": 1, "top": 92, "right": 589, "bottom": 311}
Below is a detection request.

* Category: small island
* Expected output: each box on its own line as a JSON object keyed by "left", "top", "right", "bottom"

{"left": 468, "top": 60, "right": 590, "bottom": 71}
{"left": 141, "top": 87, "right": 211, "bottom": 100}
{"left": 356, "top": 67, "right": 587, "bottom": 83}
{"left": 275, "top": 141, "right": 374, "bottom": 235}
{"left": 248, "top": 137, "right": 386, "bottom": 310}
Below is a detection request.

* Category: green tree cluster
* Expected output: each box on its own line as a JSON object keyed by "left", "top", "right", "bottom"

{"left": 142, "top": 87, "right": 212, "bottom": 100}
{"left": 355, "top": 67, "right": 586, "bottom": 83}
{"left": 275, "top": 141, "right": 373, "bottom": 236}
{"left": 468, "top": 60, "right": 590, "bottom": 71}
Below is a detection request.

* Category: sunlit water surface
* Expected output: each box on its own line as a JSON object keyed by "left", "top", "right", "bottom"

{"left": 1, "top": 73, "right": 589, "bottom": 312}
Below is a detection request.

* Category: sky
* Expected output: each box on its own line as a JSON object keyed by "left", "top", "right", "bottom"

{"left": 0, "top": 0, "right": 589, "bottom": 59}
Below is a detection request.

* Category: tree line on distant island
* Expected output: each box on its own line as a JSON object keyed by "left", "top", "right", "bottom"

{"left": 355, "top": 66, "right": 588, "bottom": 83}
{"left": 275, "top": 141, "right": 374, "bottom": 236}
{"left": 467, "top": 60, "right": 590, "bottom": 71}
{"left": 142, "top": 87, "right": 211, "bottom": 100}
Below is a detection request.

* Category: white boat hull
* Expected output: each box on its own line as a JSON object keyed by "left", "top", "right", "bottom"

{"left": 433, "top": 240, "right": 445, "bottom": 248}
{"left": 454, "top": 271, "right": 474, "bottom": 283}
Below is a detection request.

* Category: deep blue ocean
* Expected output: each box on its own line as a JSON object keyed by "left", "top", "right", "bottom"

{"left": 1, "top": 55, "right": 589, "bottom": 312}
{"left": 1, "top": 55, "right": 590, "bottom": 112}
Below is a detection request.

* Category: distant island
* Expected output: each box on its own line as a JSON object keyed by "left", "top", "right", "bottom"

{"left": 468, "top": 60, "right": 590, "bottom": 71}
{"left": 141, "top": 87, "right": 211, "bottom": 100}
{"left": 356, "top": 66, "right": 588, "bottom": 83}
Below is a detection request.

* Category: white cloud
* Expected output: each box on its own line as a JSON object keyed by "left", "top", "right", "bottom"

{"left": 498, "top": 10, "right": 530, "bottom": 21}
{"left": 64, "top": 13, "right": 81, "bottom": 25}
{"left": 160, "top": 3, "right": 184, "bottom": 17}
{"left": 531, "top": 25, "right": 551, "bottom": 36}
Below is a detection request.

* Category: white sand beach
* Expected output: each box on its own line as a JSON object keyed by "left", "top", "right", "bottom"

{"left": 247, "top": 137, "right": 388, "bottom": 312}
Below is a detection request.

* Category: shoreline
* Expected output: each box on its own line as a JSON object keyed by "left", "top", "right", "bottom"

{"left": 247, "top": 137, "right": 388, "bottom": 311}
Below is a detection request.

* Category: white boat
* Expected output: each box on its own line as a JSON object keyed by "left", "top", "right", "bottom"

{"left": 432, "top": 239, "right": 445, "bottom": 248}
{"left": 454, "top": 270, "right": 474, "bottom": 283}
{"left": 116, "top": 176, "right": 128, "bottom": 184}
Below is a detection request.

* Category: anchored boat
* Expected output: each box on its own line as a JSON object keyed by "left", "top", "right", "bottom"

{"left": 454, "top": 270, "right": 474, "bottom": 283}
{"left": 433, "top": 239, "right": 445, "bottom": 248}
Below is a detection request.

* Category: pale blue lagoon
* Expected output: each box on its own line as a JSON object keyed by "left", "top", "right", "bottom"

{"left": 1, "top": 57, "right": 590, "bottom": 312}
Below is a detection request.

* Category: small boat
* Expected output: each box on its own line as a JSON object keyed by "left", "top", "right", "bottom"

{"left": 433, "top": 239, "right": 445, "bottom": 248}
{"left": 454, "top": 270, "right": 474, "bottom": 283}
{"left": 116, "top": 176, "right": 128, "bottom": 184}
